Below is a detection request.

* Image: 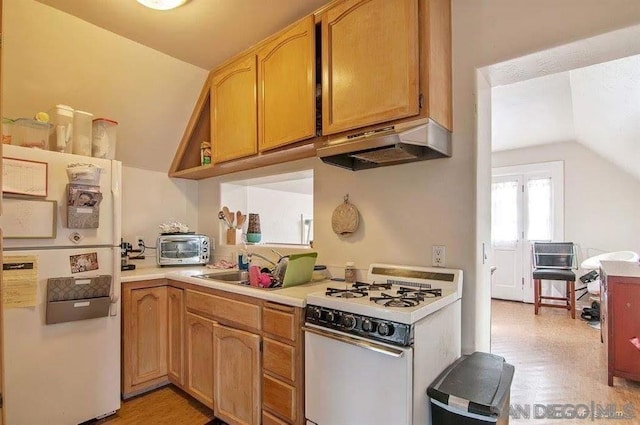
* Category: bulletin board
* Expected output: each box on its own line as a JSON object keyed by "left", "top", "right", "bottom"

{"left": 0, "top": 198, "right": 57, "bottom": 239}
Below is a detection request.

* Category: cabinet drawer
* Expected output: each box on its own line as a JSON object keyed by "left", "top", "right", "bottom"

{"left": 263, "top": 338, "right": 296, "bottom": 382}
{"left": 263, "top": 374, "right": 296, "bottom": 422}
{"left": 263, "top": 307, "right": 296, "bottom": 342}
{"left": 186, "top": 289, "right": 260, "bottom": 330}
{"left": 263, "top": 410, "right": 289, "bottom": 425}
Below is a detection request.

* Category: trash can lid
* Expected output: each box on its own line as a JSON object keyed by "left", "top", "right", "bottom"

{"left": 427, "top": 352, "right": 515, "bottom": 418}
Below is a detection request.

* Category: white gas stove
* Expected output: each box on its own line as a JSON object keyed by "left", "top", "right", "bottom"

{"left": 304, "top": 263, "right": 463, "bottom": 425}
{"left": 307, "top": 263, "right": 462, "bottom": 326}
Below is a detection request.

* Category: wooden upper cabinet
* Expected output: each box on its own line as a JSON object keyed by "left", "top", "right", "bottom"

{"left": 322, "top": 0, "right": 420, "bottom": 135}
{"left": 211, "top": 54, "right": 258, "bottom": 163}
{"left": 214, "top": 324, "right": 261, "bottom": 425}
{"left": 257, "top": 16, "right": 316, "bottom": 152}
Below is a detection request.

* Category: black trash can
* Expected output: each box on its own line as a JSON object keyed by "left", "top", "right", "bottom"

{"left": 427, "top": 352, "right": 515, "bottom": 424}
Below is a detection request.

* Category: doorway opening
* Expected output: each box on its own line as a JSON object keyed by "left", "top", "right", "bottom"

{"left": 479, "top": 24, "right": 640, "bottom": 319}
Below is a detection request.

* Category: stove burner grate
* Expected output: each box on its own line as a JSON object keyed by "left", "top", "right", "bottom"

{"left": 326, "top": 287, "right": 368, "bottom": 298}
{"left": 370, "top": 293, "right": 424, "bottom": 307}
{"left": 397, "top": 287, "right": 442, "bottom": 298}
{"left": 352, "top": 282, "right": 392, "bottom": 291}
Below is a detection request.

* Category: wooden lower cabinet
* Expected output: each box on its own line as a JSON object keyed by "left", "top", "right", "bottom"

{"left": 122, "top": 285, "right": 168, "bottom": 396}
{"left": 186, "top": 312, "right": 216, "bottom": 409}
{"left": 601, "top": 267, "right": 640, "bottom": 386}
{"left": 123, "top": 282, "right": 305, "bottom": 423}
{"left": 263, "top": 411, "right": 289, "bottom": 425}
{"left": 167, "top": 287, "right": 184, "bottom": 386}
{"left": 261, "top": 303, "right": 304, "bottom": 424}
{"left": 214, "top": 323, "right": 261, "bottom": 425}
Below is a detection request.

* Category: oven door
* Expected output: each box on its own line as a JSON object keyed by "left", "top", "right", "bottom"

{"left": 304, "top": 324, "right": 413, "bottom": 425}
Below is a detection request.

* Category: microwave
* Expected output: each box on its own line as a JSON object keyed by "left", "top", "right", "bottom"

{"left": 156, "top": 234, "right": 210, "bottom": 266}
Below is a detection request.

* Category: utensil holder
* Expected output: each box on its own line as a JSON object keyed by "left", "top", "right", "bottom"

{"left": 226, "top": 228, "right": 242, "bottom": 245}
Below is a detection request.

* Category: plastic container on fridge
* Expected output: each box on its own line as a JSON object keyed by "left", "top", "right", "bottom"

{"left": 12, "top": 118, "right": 53, "bottom": 149}
{"left": 92, "top": 118, "right": 118, "bottom": 159}
{"left": 72, "top": 110, "right": 93, "bottom": 156}
{"left": 48, "top": 104, "right": 74, "bottom": 153}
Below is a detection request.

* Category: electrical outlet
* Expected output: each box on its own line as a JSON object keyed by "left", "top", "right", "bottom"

{"left": 432, "top": 245, "right": 446, "bottom": 267}
{"left": 135, "top": 235, "right": 144, "bottom": 248}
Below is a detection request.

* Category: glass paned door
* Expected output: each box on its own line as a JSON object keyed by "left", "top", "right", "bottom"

{"left": 491, "top": 175, "right": 524, "bottom": 301}
{"left": 491, "top": 162, "right": 564, "bottom": 302}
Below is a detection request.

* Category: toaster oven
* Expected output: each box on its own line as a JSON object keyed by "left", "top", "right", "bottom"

{"left": 157, "top": 234, "right": 210, "bottom": 266}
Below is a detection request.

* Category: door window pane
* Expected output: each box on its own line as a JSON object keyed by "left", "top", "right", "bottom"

{"left": 527, "top": 178, "right": 552, "bottom": 241}
{"left": 492, "top": 180, "right": 519, "bottom": 246}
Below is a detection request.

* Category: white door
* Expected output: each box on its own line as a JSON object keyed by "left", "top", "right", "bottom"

{"left": 491, "top": 161, "right": 564, "bottom": 302}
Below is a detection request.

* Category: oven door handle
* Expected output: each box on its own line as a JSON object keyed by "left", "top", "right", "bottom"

{"left": 302, "top": 326, "right": 406, "bottom": 358}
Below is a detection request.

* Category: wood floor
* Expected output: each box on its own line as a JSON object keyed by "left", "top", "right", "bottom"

{"left": 96, "top": 301, "right": 639, "bottom": 424}
{"left": 492, "top": 299, "right": 640, "bottom": 424}
{"left": 95, "top": 386, "right": 214, "bottom": 425}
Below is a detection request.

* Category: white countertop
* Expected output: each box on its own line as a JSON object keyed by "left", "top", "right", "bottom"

{"left": 601, "top": 260, "right": 640, "bottom": 279}
{"left": 121, "top": 265, "right": 334, "bottom": 307}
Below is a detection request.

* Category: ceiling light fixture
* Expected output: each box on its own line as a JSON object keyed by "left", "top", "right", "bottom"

{"left": 136, "top": 0, "right": 189, "bottom": 11}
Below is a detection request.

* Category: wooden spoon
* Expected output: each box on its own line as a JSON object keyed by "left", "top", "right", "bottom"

{"left": 237, "top": 212, "right": 246, "bottom": 228}
{"left": 222, "top": 206, "right": 234, "bottom": 227}
{"left": 236, "top": 211, "right": 243, "bottom": 228}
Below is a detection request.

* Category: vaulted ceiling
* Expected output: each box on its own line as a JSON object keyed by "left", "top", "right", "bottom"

{"left": 492, "top": 54, "right": 640, "bottom": 180}
{"left": 35, "top": 0, "right": 329, "bottom": 70}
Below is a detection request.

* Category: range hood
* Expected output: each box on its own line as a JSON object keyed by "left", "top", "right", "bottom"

{"left": 317, "top": 118, "right": 451, "bottom": 171}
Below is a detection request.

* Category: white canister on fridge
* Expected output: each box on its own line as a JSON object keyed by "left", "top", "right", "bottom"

{"left": 49, "top": 104, "right": 74, "bottom": 153}
{"left": 72, "top": 110, "right": 93, "bottom": 156}
{"left": 92, "top": 118, "right": 118, "bottom": 159}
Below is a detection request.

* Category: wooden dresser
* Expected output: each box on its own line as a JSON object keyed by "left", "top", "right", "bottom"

{"left": 600, "top": 261, "right": 640, "bottom": 386}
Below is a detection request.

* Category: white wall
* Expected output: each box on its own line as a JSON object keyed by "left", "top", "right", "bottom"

{"left": 246, "top": 187, "right": 312, "bottom": 244}
{"left": 2, "top": 0, "right": 204, "bottom": 248}
{"left": 122, "top": 166, "right": 198, "bottom": 267}
{"left": 492, "top": 141, "right": 640, "bottom": 260}
{"left": 220, "top": 183, "right": 313, "bottom": 245}
{"left": 2, "top": 0, "right": 208, "bottom": 173}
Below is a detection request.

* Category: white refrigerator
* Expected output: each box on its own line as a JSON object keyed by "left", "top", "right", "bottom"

{"left": 2, "top": 145, "right": 122, "bottom": 424}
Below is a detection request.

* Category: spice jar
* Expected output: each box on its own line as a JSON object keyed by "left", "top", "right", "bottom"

{"left": 200, "top": 141, "right": 211, "bottom": 165}
{"left": 344, "top": 262, "right": 356, "bottom": 283}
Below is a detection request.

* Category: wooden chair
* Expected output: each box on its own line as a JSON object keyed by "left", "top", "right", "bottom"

{"left": 532, "top": 242, "right": 576, "bottom": 319}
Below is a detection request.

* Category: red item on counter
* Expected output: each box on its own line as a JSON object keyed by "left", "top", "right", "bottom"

{"left": 249, "top": 265, "right": 261, "bottom": 287}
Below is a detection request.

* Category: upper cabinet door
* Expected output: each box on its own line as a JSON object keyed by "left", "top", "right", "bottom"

{"left": 322, "top": 0, "right": 420, "bottom": 135}
{"left": 258, "top": 16, "right": 316, "bottom": 152}
{"left": 211, "top": 54, "right": 258, "bottom": 163}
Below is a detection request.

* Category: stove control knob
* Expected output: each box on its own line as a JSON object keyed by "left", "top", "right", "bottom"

{"left": 310, "top": 307, "right": 322, "bottom": 320}
{"left": 325, "top": 311, "right": 336, "bottom": 323}
{"left": 362, "top": 319, "right": 374, "bottom": 332}
{"left": 342, "top": 314, "right": 356, "bottom": 329}
{"left": 378, "top": 322, "right": 394, "bottom": 337}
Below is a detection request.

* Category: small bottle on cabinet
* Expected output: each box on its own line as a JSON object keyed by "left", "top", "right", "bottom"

{"left": 344, "top": 262, "right": 356, "bottom": 284}
{"left": 201, "top": 141, "right": 211, "bottom": 165}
